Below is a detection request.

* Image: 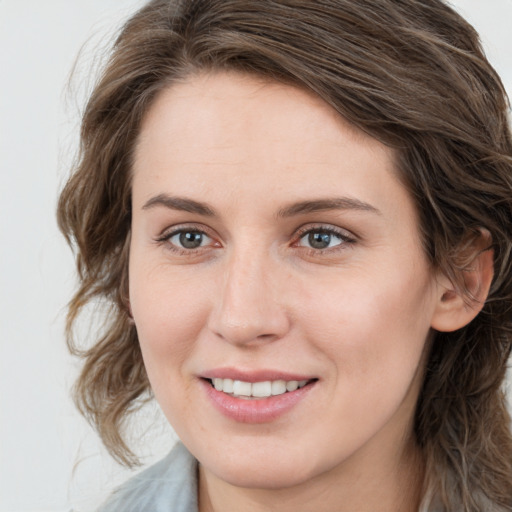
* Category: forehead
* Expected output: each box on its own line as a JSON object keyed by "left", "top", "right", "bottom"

{"left": 136, "top": 71, "right": 369, "bottom": 145}
{"left": 131, "top": 71, "right": 413, "bottom": 224}
{"left": 134, "top": 71, "right": 392, "bottom": 166}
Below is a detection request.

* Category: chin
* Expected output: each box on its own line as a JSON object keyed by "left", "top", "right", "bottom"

{"left": 210, "top": 463, "right": 316, "bottom": 490}
{"left": 197, "top": 441, "right": 326, "bottom": 490}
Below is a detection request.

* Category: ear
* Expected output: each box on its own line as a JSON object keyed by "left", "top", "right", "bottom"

{"left": 122, "top": 292, "right": 136, "bottom": 325}
{"left": 431, "top": 230, "right": 494, "bottom": 332}
{"left": 126, "top": 300, "right": 135, "bottom": 325}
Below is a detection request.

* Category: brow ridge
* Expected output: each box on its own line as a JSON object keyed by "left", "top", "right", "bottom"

{"left": 142, "top": 194, "right": 215, "bottom": 216}
{"left": 277, "top": 197, "right": 380, "bottom": 217}
{"left": 142, "top": 194, "right": 379, "bottom": 218}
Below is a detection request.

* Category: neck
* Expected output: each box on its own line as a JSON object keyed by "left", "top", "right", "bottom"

{"left": 198, "top": 438, "right": 424, "bottom": 512}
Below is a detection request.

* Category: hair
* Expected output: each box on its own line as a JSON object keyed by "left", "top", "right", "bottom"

{"left": 58, "top": 0, "right": 512, "bottom": 509}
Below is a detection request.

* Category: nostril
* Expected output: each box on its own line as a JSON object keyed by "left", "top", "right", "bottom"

{"left": 256, "top": 333, "right": 278, "bottom": 340}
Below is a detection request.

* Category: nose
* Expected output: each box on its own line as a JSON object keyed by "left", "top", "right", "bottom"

{"left": 207, "top": 248, "right": 291, "bottom": 346}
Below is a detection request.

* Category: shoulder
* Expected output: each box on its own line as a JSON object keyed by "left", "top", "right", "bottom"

{"left": 97, "top": 442, "right": 198, "bottom": 512}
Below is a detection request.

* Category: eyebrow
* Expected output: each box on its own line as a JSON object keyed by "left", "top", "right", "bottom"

{"left": 142, "top": 194, "right": 215, "bottom": 216}
{"left": 277, "top": 197, "right": 381, "bottom": 217}
{"left": 142, "top": 194, "right": 380, "bottom": 218}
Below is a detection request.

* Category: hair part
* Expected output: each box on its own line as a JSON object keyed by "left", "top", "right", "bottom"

{"left": 58, "top": 0, "right": 512, "bottom": 508}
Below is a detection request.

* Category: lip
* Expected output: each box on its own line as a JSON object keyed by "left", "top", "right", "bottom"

{"left": 201, "top": 368, "right": 314, "bottom": 383}
{"left": 199, "top": 368, "right": 317, "bottom": 424}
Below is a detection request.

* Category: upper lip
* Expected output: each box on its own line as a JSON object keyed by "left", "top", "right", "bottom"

{"left": 200, "top": 368, "right": 316, "bottom": 382}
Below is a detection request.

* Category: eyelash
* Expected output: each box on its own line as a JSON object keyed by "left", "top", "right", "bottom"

{"left": 155, "top": 224, "right": 218, "bottom": 255}
{"left": 154, "top": 224, "right": 356, "bottom": 256}
{"left": 293, "top": 225, "right": 356, "bottom": 254}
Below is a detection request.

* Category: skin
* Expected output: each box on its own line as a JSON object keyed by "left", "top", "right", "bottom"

{"left": 129, "top": 71, "right": 457, "bottom": 512}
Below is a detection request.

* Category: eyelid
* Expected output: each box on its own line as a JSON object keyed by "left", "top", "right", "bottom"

{"left": 156, "top": 222, "right": 215, "bottom": 241}
{"left": 154, "top": 223, "right": 222, "bottom": 254}
{"left": 293, "top": 223, "right": 356, "bottom": 242}
{"left": 291, "top": 223, "right": 357, "bottom": 253}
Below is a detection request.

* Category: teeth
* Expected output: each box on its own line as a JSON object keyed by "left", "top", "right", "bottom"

{"left": 223, "top": 378, "right": 234, "bottom": 393}
{"left": 286, "top": 381, "right": 299, "bottom": 392}
{"left": 233, "top": 380, "right": 252, "bottom": 396}
{"left": 252, "top": 381, "right": 272, "bottom": 398}
{"left": 211, "top": 378, "right": 310, "bottom": 398}
{"left": 271, "top": 380, "right": 287, "bottom": 395}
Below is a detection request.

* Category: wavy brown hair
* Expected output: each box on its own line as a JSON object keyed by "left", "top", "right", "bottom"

{"left": 58, "top": 0, "right": 512, "bottom": 509}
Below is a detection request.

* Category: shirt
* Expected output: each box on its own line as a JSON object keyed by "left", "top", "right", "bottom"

{"left": 97, "top": 442, "right": 198, "bottom": 512}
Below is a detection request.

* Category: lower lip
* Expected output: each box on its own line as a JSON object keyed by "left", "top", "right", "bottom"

{"left": 200, "top": 379, "right": 316, "bottom": 424}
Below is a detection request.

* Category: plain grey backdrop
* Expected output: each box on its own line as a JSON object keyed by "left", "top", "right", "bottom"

{"left": 1, "top": 1, "right": 511, "bottom": 511}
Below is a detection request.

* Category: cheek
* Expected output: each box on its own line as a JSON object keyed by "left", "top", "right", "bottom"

{"left": 298, "top": 264, "right": 435, "bottom": 393}
{"left": 129, "top": 260, "right": 212, "bottom": 380}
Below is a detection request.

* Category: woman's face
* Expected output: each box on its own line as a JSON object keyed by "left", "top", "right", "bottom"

{"left": 129, "top": 72, "right": 442, "bottom": 489}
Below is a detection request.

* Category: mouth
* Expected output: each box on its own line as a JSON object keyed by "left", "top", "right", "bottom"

{"left": 200, "top": 373, "right": 318, "bottom": 423}
{"left": 204, "top": 377, "right": 316, "bottom": 400}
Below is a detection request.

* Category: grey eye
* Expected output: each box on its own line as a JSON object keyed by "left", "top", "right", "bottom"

{"left": 298, "top": 230, "right": 344, "bottom": 250}
{"left": 170, "top": 231, "right": 211, "bottom": 249}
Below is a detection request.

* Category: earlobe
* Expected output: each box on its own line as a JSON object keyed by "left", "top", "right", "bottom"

{"left": 126, "top": 302, "right": 136, "bottom": 325}
{"left": 431, "top": 232, "right": 494, "bottom": 333}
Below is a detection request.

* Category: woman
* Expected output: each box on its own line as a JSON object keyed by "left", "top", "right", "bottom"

{"left": 58, "top": 0, "right": 512, "bottom": 510}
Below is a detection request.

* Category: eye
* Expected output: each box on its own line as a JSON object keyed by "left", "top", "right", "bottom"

{"left": 168, "top": 230, "right": 213, "bottom": 250}
{"left": 155, "top": 225, "right": 218, "bottom": 253}
{"left": 296, "top": 227, "right": 353, "bottom": 250}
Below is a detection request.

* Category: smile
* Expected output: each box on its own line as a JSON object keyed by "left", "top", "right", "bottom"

{"left": 201, "top": 375, "right": 317, "bottom": 423}
{"left": 210, "top": 378, "right": 310, "bottom": 399}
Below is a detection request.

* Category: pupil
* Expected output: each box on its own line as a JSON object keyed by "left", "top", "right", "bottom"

{"left": 309, "top": 232, "right": 331, "bottom": 249}
{"left": 180, "top": 232, "right": 203, "bottom": 249}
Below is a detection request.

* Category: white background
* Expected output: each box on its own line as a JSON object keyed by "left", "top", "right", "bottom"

{"left": 1, "top": 1, "right": 511, "bottom": 511}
